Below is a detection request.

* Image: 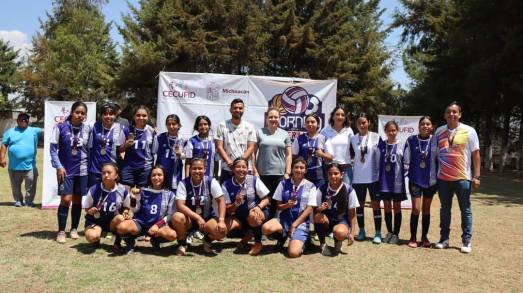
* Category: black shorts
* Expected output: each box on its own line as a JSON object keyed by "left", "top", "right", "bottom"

{"left": 409, "top": 183, "right": 437, "bottom": 198}
{"left": 85, "top": 215, "right": 112, "bottom": 232}
{"left": 381, "top": 192, "right": 408, "bottom": 202}
{"left": 353, "top": 182, "right": 380, "bottom": 202}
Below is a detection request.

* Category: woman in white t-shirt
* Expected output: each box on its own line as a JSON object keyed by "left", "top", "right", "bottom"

{"left": 321, "top": 105, "right": 354, "bottom": 185}
{"left": 350, "top": 113, "right": 383, "bottom": 244}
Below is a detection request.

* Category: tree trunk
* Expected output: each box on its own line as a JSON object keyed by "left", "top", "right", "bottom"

{"left": 483, "top": 111, "right": 493, "bottom": 171}
{"left": 499, "top": 110, "right": 512, "bottom": 173}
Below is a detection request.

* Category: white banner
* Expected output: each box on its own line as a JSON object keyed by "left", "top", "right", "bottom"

{"left": 42, "top": 101, "right": 96, "bottom": 209}
{"left": 378, "top": 115, "right": 421, "bottom": 209}
{"left": 157, "top": 72, "right": 337, "bottom": 139}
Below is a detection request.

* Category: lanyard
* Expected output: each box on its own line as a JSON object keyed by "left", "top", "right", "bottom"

{"left": 385, "top": 142, "right": 398, "bottom": 163}
{"left": 68, "top": 122, "right": 83, "bottom": 148}
{"left": 96, "top": 184, "right": 112, "bottom": 209}
{"left": 192, "top": 181, "right": 203, "bottom": 206}
{"left": 359, "top": 134, "right": 369, "bottom": 157}
{"left": 417, "top": 135, "right": 431, "bottom": 160}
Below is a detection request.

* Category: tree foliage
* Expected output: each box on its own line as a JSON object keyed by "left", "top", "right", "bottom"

{"left": 0, "top": 40, "right": 20, "bottom": 112}
{"left": 21, "top": 0, "right": 118, "bottom": 118}
{"left": 116, "top": 0, "right": 394, "bottom": 118}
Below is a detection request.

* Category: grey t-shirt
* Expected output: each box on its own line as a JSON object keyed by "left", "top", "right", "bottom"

{"left": 256, "top": 127, "right": 291, "bottom": 175}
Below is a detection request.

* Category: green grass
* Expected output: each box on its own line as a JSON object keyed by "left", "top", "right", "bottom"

{"left": 0, "top": 149, "right": 522, "bottom": 292}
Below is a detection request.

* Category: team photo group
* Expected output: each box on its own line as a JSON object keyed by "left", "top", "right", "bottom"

{"left": 3, "top": 97, "right": 481, "bottom": 258}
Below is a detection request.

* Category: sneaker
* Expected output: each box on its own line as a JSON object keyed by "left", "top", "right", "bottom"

{"left": 334, "top": 239, "right": 343, "bottom": 253}
{"left": 421, "top": 238, "right": 431, "bottom": 248}
{"left": 320, "top": 243, "right": 332, "bottom": 256}
{"left": 408, "top": 239, "right": 418, "bottom": 248}
{"left": 176, "top": 245, "right": 187, "bottom": 256}
{"left": 203, "top": 241, "right": 217, "bottom": 255}
{"left": 249, "top": 242, "right": 263, "bottom": 256}
{"left": 384, "top": 232, "right": 393, "bottom": 243}
{"left": 372, "top": 233, "right": 382, "bottom": 244}
{"left": 26, "top": 202, "right": 35, "bottom": 208}
{"left": 460, "top": 241, "right": 472, "bottom": 254}
{"left": 14, "top": 201, "right": 23, "bottom": 207}
{"left": 106, "top": 232, "right": 113, "bottom": 239}
{"left": 70, "top": 229, "right": 79, "bottom": 240}
{"left": 435, "top": 239, "right": 449, "bottom": 249}
{"left": 56, "top": 231, "right": 66, "bottom": 244}
{"left": 328, "top": 232, "right": 334, "bottom": 239}
{"left": 186, "top": 234, "right": 193, "bottom": 245}
{"left": 389, "top": 234, "right": 399, "bottom": 244}
{"left": 193, "top": 230, "right": 205, "bottom": 240}
{"left": 356, "top": 229, "right": 366, "bottom": 241}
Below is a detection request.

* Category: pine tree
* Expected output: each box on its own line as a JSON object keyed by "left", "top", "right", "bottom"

{"left": 22, "top": 0, "right": 118, "bottom": 118}
{"left": 0, "top": 40, "right": 20, "bottom": 112}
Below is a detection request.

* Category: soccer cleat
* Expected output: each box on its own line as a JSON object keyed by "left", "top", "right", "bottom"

{"left": 408, "top": 239, "right": 418, "bottom": 248}
{"left": 176, "top": 245, "right": 187, "bottom": 256}
{"left": 356, "top": 229, "right": 366, "bottom": 241}
{"left": 69, "top": 229, "right": 79, "bottom": 240}
{"left": 384, "top": 232, "right": 393, "bottom": 244}
{"left": 193, "top": 230, "right": 205, "bottom": 240}
{"left": 389, "top": 234, "right": 399, "bottom": 244}
{"left": 372, "top": 233, "right": 382, "bottom": 244}
{"left": 14, "top": 201, "right": 23, "bottom": 207}
{"left": 421, "top": 238, "right": 431, "bottom": 248}
{"left": 56, "top": 231, "right": 66, "bottom": 244}
{"left": 320, "top": 243, "right": 332, "bottom": 256}
{"left": 435, "top": 239, "right": 449, "bottom": 249}
{"left": 249, "top": 243, "right": 263, "bottom": 256}
{"left": 460, "top": 241, "right": 472, "bottom": 254}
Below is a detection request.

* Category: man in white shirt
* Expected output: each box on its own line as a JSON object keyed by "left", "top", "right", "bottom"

{"left": 215, "top": 99, "right": 257, "bottom": 183}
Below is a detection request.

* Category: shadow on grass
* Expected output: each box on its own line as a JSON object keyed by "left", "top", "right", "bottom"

{"left": 70, "top": 242, "right": 115, "bottom": 254}
{"left": 20, "top": 230, "right": 56, "bottom": 240}
{"left": 473, "top": 171, "right": 523, "bottom": 206}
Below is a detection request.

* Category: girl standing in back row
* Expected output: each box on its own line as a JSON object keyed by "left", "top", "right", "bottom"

{"left": 350, "top": 113, "right": 382, "bottom": 244}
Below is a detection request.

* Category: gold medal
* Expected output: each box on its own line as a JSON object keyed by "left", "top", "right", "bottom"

{"left": 420, "top": 160, "right": 427, "bottom": 169}
{"left": 195, "top": 206, "right": 203, "bottom": 215}
{"left": 385, "top": 163, "right": 392, "bottom": 172}
{"left": 100, "top": 148, "right": 107, "bottom": 155}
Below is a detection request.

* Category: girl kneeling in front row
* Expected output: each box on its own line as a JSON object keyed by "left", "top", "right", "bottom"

{"left": 314, "top": 163, "right": 359, "bottom": 256}
{"left": 115, "top": 165, "right": 177, "bottom": 254}
{"left": 223, "top": 158, "right": 270, "bottom": 256}
{"left": 262, "top": 157, "right": 317, "bottom": 258}
{"left": 83, "top": 163, "right": 130, "bottom": 249}
{"left": 172, "top": 157, "right": 228, "bottom": 255}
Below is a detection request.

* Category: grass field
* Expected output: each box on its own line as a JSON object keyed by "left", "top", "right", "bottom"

{"left": 0, "top": 149, "right": 522, "bottom": 292}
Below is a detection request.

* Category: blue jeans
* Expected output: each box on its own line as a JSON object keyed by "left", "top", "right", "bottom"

{"left": 437, "top": 179, "right": 473, "bottom": 243}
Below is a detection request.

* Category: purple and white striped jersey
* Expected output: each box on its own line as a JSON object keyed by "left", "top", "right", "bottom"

{"left": 153, "top": 132, "right": 185, "bottom": 190}
{"left": 50, "top": 121, "right": 92, "bottom": 177}
{"left": 88, "top": 122, "right": 125, "bottom": 174}
{"left": 121, "top": 125, "right": 156, "bottom": 170}
{"left": 403, "top": 135, "right": 438, "bottom": 188}
{"left": 378, "top": 140, "right": 406, "bottom": 194}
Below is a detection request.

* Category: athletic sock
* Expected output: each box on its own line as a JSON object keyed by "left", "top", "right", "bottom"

{"left": 422, "top": 214, "right": 430, "bottom": 239}
{"left": 393, "top": 211, "right": 402, "bottom": 235}
{"left": 384, "top": 211, "right": 393, "bottom": 233}
{"left": 373, "top": 209, "right": 382, "bottom": 233}
{"left": 70, "top": 203, "right": 82, "bottom": 230}
{"left": 253, "top": 227, "right": 263, "bottom": 243}
{"left": 57, "top": 204, "right": 69, "bottom": 231}
{"left": 356, "top": 207, "right": 365, "bottom": 229}
{"left": 314, "top": 223, "right": 328, "bottom": 244}
{"left": 204, "top": 234, "right": 213, "bottom": 243}
{"left": 178, "top": 238, "right": 187, "bottom": 246}
{"left": 410, "top": 213, "right": 419, "bottom": 240}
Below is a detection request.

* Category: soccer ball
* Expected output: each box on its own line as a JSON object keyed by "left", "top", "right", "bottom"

{"left": 281, "top": 86, "right": 310, "bottom": 114}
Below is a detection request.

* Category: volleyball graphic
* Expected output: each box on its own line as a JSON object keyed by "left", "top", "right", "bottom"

{"left": 281, "top": 86, "right": 310, "bottom": 114}
{"left": 305, "top": 96, "right": 320, "bottom": 114}
{"left": 270, "top": 94, "right": 286, "bottom": 114}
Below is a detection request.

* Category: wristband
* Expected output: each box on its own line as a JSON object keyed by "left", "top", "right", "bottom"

{"left": 473, "top": 176, "right": 481, "bottom": 180}
{"left": 155, "top": 219, "right": 166, "bottom": 228}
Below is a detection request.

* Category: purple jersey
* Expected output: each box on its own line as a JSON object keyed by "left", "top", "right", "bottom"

{"left": 133, "top": 188, "right": 175, "bottom": 227}
{"left": 378, "top": 140, "right": 406, "bottom": 194}
{"left": 185, "top": 135, "right": 215, "bottom": 177}
{"left": 88, "top": 122, "right": 125, "bottom": 174}
{"left": 292, "top": 133, "right": 326, "bottom": 184}
{"left": 273, "top": 178, "right": 317, "bottom": 228}
{"left": 318, "top": 182, "right": 354, "bottom": 222}
{"left": 50, "top": 121, "right": 91, "bottom": 176}
{"left": 83, "top": 183, "right": 130, "bottom": 220}
{"left": 404, "top": 135, "right": 438, "bottom": 188}
{"left": 153, "top": 133, "right": 185, "bottom": 190}
{"left": 222, "top": 175, "right": 264, "bottom": 219}
{"left": 121, "top": 125, "right": 155, "bottom": 170}
{"left": 177, "top": 176, "right": 218, "bottom": 219}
